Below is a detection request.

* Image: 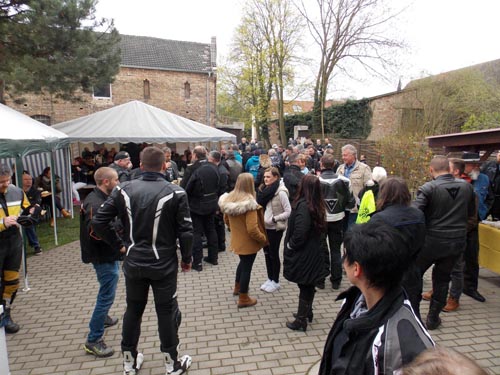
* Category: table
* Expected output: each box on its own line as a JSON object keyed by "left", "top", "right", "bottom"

{"left": 478, "top": 223, "right": 500, "bottom": 274}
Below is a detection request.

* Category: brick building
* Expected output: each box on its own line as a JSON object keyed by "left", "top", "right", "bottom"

{"left": 367, "top": 58, "right": 500, "bottom": 141}
{"left": 3, "top": 34, "right": 217, "bottom": 127}
{"left": 366, "top": 88, "right": 420, "bottom": 141}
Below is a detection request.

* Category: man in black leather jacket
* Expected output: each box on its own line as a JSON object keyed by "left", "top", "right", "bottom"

{"left": 181, "top": 146, "right": 221, "bottom": 270}
{"left": 318, "top": 154, "right": 354, "bottom": 289}
{"left": 413, "top": 155, "right": 475, "bottom": 330}
{"left": 81, "top": 167, "right": 122, "bottom": 358}
{"left": 93, "top": 147, "right": 193, "bottom": 375}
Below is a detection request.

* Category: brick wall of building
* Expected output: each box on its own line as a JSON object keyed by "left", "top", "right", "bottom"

{"left": 367, "top": 89, "right": 421, "bottom": 141}
{"left": 4, "top": 66, "right": 216, "bottom": 126}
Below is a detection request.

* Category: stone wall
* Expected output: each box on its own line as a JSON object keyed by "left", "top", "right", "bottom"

{"left": 4, "top": 66, "right": 216, "bottom": 126}
{"left": 367, "top": 89, "right": 422, "bottom": 141}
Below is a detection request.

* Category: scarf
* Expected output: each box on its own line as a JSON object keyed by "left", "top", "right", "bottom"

{"left": 257, "top": 179, "right": 280, "bottom": 208}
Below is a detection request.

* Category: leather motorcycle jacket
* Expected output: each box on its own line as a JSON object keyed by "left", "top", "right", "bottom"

{"left": 92, "top": 172, "right": 193, "bottom": 279}
{"left": 319, "top": 169, "right": 355, "bottom": 222}
{"left": 413, "top": 174, "right": 475, "bottom": 240}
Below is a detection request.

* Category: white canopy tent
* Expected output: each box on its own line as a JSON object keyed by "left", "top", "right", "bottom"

{"left": 0, "top": 103, "right": 71, "bottom": 293}
{"left": 0, "top": 103, "right": 69, "bottom": 157}
{"left": 53, "top": 100, "right": 237, "bottom": 144}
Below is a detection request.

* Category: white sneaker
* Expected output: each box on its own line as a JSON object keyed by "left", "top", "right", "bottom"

{"left": 166, "top": 354, "right": 192, "bottom": 374}
{"left": 264, "top": 281, "right": 278, "bottom": 293}
{"left": 273, "top": 281, "right": 281, "bottom": 290}
{"left": 123, "top": 352, "right": 144, "bottom": 375}
{"left": 260, "top": 279, "right": 272, "bottom": 291}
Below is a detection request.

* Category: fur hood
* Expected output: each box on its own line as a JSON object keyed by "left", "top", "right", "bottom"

{"left": 259, "top": 154, "right": 272, "bottom": 168}
{"left": 219, "top": 193, "right": 261, "bottom": 216}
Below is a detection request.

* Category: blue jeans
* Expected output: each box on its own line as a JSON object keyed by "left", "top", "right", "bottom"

{"left": 24, "top": 226, "right": 40, "bottom": 249}
{"left": 88, "top": 261, "right": 120, "bottom": 342}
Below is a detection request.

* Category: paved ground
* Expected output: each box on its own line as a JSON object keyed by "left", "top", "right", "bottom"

{"left": 5, "top": 236, "right": 500, "bottom": 375}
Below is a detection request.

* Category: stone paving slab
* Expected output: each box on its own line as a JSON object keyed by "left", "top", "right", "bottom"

{"left": 5, "top": 237, "right": 500, "bottom": 375}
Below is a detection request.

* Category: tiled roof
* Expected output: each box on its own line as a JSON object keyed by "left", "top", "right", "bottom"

{"left": 118, "top": 34, "right": 215, "bottom": 74}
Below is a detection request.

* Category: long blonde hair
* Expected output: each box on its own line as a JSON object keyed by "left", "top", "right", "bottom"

{"left": 224, "top": 173, "right": 256, "bottom": 203}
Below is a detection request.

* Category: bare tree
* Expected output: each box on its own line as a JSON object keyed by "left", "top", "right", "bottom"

{"left": 231, "top": 3, "right": 275, "bottom": 144}
{"left": 296, "top": 0, "right": 404, "bottom": 137}
{"left": 254, "top": 0, "right": 303, "bottom": 145}
{"left": 227, "top": 0, "right": 303, "bottom": 146}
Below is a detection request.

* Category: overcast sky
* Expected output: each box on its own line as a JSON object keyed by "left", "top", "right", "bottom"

{"left": 95, "top": 0, "right": 500, "bottom": 99}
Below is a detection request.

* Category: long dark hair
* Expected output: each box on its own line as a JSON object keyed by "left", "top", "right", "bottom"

{"left": 376, "top": 177, "right": 411, "bottom": 210}
{"left": 294, "top": 174, "right": 326, "bottom": 232}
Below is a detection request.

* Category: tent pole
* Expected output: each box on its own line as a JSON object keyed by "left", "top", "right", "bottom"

{"left": 49, "top": 151, "right": 59, "bottom": 246}
{"left": 15, "top": 155, "right": 31, "bottom": 292}
{"left": 65, "top": 147, "right": 73, "bottom": 218}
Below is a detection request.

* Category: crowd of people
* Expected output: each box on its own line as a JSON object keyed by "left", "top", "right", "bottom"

{"left": 1, "top": 135, "right": 497, "bottom": 374}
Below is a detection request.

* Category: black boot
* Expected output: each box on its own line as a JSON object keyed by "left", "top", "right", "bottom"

{"left": 287, "top": 299, "right": 310, "bottom": 332}
{"left": 4, "top": 307, "right": 20, "bottom": 334}
{"left": 425, "top": 299, "right": 443, "bottom": 330}
{"left": 293, "top": 305, "right": 313, "bottom": 322}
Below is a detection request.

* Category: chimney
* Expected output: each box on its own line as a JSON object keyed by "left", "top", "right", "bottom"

{"left": 210, "top": 36, "right": 217, "bottom": 68}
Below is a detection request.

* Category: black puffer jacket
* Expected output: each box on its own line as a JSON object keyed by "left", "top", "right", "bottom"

{"left": 80, "top": 187, "right": 122, "bottom": 264}
{"left": 283, "top": 198, "right": 327, "bottom": 285}
{"left": 92, "top": 172, "right": 193, "bottom": 280}
{"left": 181, "top": 159, "right": 221, "bottom": 215}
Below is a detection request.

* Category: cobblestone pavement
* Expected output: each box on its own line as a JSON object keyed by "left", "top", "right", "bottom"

{"left": 6, "top": 237, "right": 500, "bottom": 375}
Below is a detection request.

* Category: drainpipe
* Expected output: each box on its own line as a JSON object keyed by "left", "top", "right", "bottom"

{"left": 206, "top": 72, "right": 211, "bottom": 125}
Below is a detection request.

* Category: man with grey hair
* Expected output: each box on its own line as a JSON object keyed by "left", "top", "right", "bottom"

{"left": 0, "top": 164, "right": 31, "bottom": 334}
{"left": 268, "top": 148, "right": 283, "bottom": 173}
{"left": 337, "top": 144, "right": 372, "bottom": 228}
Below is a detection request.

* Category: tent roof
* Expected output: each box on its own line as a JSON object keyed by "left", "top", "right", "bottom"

{"left": 0, "top": 103, "right": 70, "bottom": 158}
{"left": 53, "top": 100, "right": 236, "bottom": 143}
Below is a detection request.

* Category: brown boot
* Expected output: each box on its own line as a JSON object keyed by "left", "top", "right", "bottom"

{"left": 442, "top": 296, "right": 459, "bottom": 312}
{"left": 237, "top": 293, "right": 257, "bottom": 308}
{"left": 233, "top": 282, "right": 240, "bottom": 296}
{"left": 61, "top": 209, "right": 71, "bottom": 218}
{"left": 422, "top": 289, "right": 433, "bottom": 301}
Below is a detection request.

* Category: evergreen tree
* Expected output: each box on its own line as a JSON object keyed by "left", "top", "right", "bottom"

{"left": 0, "top": 0, "right": 121, "bottom": 102}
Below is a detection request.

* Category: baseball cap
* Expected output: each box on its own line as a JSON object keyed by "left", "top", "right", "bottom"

{"left": 115, "top": 151, "right": 130, "bottom": 161}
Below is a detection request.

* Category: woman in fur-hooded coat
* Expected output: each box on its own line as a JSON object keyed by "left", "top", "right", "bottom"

{"left": 219, "top": 173, "right": 268, "bottom": 308}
